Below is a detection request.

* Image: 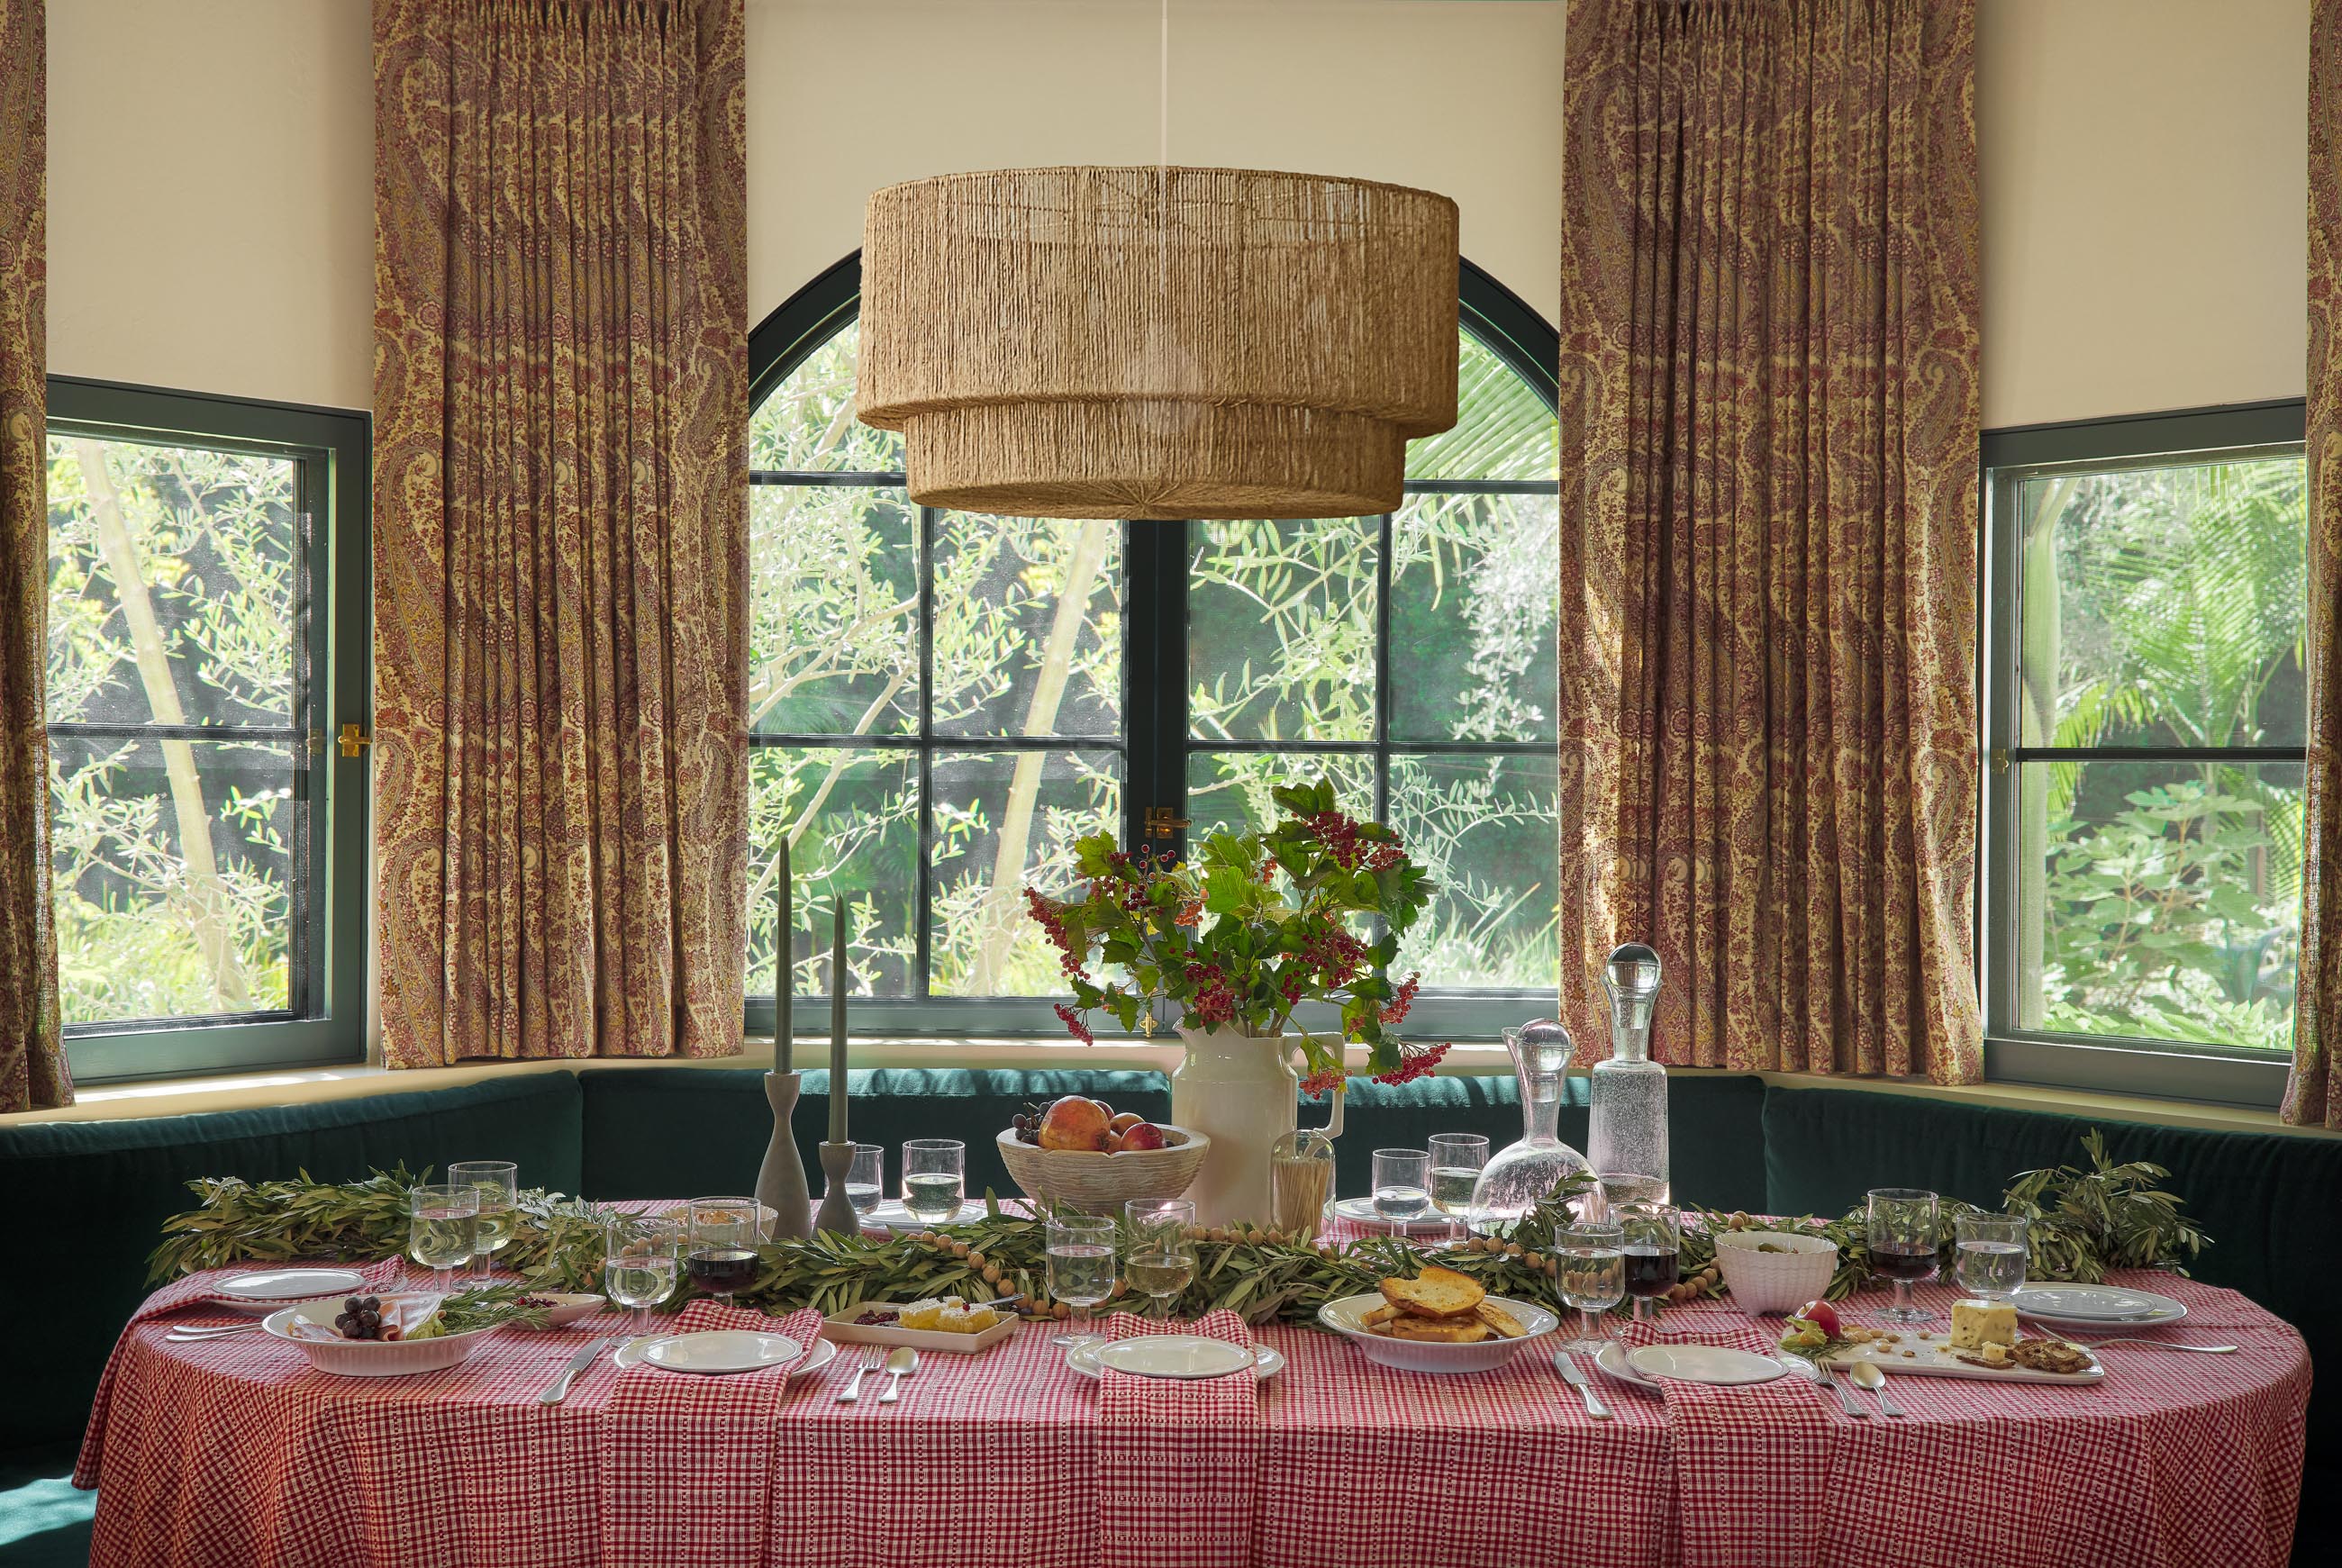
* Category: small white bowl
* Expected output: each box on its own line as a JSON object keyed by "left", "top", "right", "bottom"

{"left": 262, "top": 1297, "right": 499, "bottom": 1377}
{"left": 1711, "top": 1230, "right": 1839, "bottom": 1315}
{"left": 1316, "top": 1292, "right": 1559, "bottom": 1374}
{"left": 531, "top": 1292, "right": 605, "bottom": 1328}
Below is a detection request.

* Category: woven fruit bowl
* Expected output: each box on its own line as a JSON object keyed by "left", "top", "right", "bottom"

{"left": 994, "top": 1126, "right": 1210, "bottom": 1214}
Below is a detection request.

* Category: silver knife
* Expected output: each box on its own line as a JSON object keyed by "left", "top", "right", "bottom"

{"left": 538, "top": 1336, "right": 622, "bottom": 1406}
{"left": 1554, "top": 1352, "right": 1611, "bottom": 1419}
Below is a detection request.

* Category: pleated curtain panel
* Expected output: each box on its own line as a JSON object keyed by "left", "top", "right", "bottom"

{"left": 1556, "top": 0, "right": 1984, "bottom": 1081}
{"left": 372, "top": 0, "right": 749, "bottom": 1067}
{"left": 2286, "top": 2, "right": 2342, "bottom": 1127}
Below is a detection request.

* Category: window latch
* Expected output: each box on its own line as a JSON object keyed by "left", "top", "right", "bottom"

{"left": 1990, "top": 747, "right": 2010, "bottom": 775}
{"left": 339, "top": 723, "right": 373, "bottom": 757}
{"left": 1143, "top": 805, "right": 1191, "bottom": 838}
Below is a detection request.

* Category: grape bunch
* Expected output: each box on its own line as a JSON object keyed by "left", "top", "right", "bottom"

{"left": 1010, "top": 1101, "right": 1047, "bottom": 1146}
{"left": 334, "top": 1295, "right": 385, "bottom": 1340}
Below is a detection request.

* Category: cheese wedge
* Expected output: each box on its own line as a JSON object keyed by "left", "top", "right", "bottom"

{"left": 1948, "top": 1298, "right": 2018, "bottom": 1352}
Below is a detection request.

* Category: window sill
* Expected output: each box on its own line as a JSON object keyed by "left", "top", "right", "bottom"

{"left": 7, "top": 1038, "right": 2333, "bottom": 1141}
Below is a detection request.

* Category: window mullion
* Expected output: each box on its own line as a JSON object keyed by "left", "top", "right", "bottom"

{"left": 915, "top": 504, "right": 936, "bottom": 1002}
{"left": 1123, "top": 518, "right": 1190, "bottom": 863}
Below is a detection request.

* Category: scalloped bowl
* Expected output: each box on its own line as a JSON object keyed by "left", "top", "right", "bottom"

{"left": 994, "top": 1125, "right": 1210, "bottom": 1214}
{"left": 262, "top": 1296, "right": 501, "bottom": 1377}
{"left": 1711, "top": 1229, "right": 1840, "bottom": 1316}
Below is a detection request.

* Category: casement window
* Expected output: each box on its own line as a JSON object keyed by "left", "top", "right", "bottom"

{"left": 1981, "top": 403, "right": 2307, "bottom": 1108}
{"left": 745, "top": 257, "right": 1564, "bottom": 1038}
{"left": 44, "top": 380, "right": 370, "bottom": 1082}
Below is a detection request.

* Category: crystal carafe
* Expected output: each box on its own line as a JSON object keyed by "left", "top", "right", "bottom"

{"left": 1588, "top": 943, "right": 1669, "bottom": 1206}
{"left": 1468, "top": 1020, "right": 1594, "bottom": 1233}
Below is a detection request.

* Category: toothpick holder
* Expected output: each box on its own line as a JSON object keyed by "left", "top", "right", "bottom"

{"left": 755, "top": 1071, "right": 813, "bottom": 1241}
{"left": 812, "top": 1141, "right": 860, "bottom": 1237}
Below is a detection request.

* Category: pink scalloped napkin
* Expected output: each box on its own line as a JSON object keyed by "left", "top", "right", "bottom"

{"left": 77, "top": 1257, "right": 407, "bottom": 1486}
{"left": 1094, "top": 1309, "right": 1264, "bottom": 1568}
{"left": 598, "top": 1301, "right": 825, "bottom": 1568}
{"left": 1620, "top": 1315, "right": 1838, "bottom": 1568}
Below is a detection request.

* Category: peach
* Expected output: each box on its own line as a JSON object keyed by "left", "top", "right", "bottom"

{"left": 1118, "top": 1121, "right": 1167, "bottom": 1152}
{"left": 1038, "top": 1095, "right": 1112, "bottom": 1152}
{"left": 1108, "top": 1111, "right": 1146, "bottom": 1135}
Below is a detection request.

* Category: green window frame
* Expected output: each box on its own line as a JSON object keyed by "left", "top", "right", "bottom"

{"left": 45, "top": 378, "right": 371, "bottom": 1083}
{"left": 744, "top": 256, "right": 1564, "bottom": 1042}
{"left": 1980, "top": 401, "right": 2307, "bottom": 1109}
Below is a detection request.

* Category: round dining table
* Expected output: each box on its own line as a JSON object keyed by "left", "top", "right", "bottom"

{"left": 75, "top": 1255, "right": 2307, "bottom": 1568}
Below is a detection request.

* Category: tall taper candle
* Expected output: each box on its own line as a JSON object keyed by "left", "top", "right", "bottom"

{"left": 775, "top": 835, "right": 792, "bottom": 1075}
{"left": 830, "top": 897, "right": 849, "bottom": 1145}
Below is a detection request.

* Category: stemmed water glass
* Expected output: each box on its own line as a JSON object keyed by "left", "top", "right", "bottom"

{"left": 449, "top": 1160, "right": 517, "bottom": 1286}
{"left": 1047, "top": 1213, "right": 1116, "bottom": 1349}
{"left": 408, "top": 1183, "right": 479, "bottom": 1294}
{"left": 1556, "top": 1220, "right": 1625, "bottom": 1352}
{"left": 603, "top": 1214, "right": 682, "bottom": 1336}
{"left": 1427, "top": 1133, "right": 1490, "bottom": 1244}
{"left": 685, "top": 1197, "right": 766, "bottom": 1307}
{"left": 1618, "top": 1201, "right": 1680, "bottom": 1322}
{"left": 1371, "top": 1148, "right": 1432, "bottom": 1231}
{"left": 1954, "top": 1212, "right": 2029, "bottom": 1301}
{"left": 1124, "top": 1200, "right": 1196, "bottom": 1320}
{"left": 1867, "top": 1188, "right": 1941, "bottom": 1323}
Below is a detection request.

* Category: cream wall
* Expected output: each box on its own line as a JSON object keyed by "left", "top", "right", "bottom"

{"left": 46, "top": 0, "right": 374, "bottom": 412}
{"left": 1977, "top": 0, "right": 2309, "bottom": 429}
{"left": 39, "top": 0, "right": 2317, "bottom": 435}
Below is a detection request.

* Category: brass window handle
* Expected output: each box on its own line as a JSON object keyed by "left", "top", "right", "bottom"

{"left": 339, "top": 724, "right": 373, "bottom": 757}
{"left": 1143, "top": 805, "right": 1190, "bottom": 838}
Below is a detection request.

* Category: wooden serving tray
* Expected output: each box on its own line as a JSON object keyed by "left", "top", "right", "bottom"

{"left": 821, "top": 1302, "right": 1020, "bottom": 1355}
{"left": 1817, "top": 1330, "right": 2103, "bottom": 1385}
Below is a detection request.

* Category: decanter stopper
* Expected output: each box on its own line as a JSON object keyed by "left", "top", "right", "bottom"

{"left": 1602, "top": 943, "right": 1662, "bottom": 1059}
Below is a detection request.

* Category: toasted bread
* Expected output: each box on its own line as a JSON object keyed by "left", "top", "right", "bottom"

{"left": 1472, "top": 1301, "right": 1528, "bottom": 1339}
{"left": 1378, "top": 1265, "right": 1485, "bottom": 1319}
{"left": 1360, "top": 1304, "right": 1402, "bottom": 1328}
{"left": 1386, "top": 1315, "right": 1492, "bottom": 1344}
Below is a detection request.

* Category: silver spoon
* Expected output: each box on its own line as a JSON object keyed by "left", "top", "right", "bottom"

{"left": 1847, "top": 1360, "right": 1904, "bottom": 1418}
{"left": 878, "top": 1346, "right": 918, "bottom": 1403}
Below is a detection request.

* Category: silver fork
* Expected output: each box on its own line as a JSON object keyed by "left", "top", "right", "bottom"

{"left": 166, "top": 1323, "right": 259, "bottom": 1340}
{"left": 1791, "top": 1356, "right": 1865, "bottom": 1418}
{"left": 2072, "top": 1337, "right": 2238, "bottom": 1354}
{"left": 834, "top": 1347, "right": 887, "bottom": 1403}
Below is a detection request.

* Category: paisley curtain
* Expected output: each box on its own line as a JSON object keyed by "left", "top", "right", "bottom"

{"left": 373, "top": 0, "right": 748, "bottom": 1067}
{"left": 2285, "top": 1, "right": 2342, "bottom": 1126}
{"left": 1556, "top": 0, "right": 1983, "bottom": 1081}
{"left": 0, "top": 0, "right": 68, "bottom": 1113}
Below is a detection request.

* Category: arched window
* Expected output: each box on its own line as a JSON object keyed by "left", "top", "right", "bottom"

{"left": 747, "top": 257, "right": 1559, "bottom": 1038}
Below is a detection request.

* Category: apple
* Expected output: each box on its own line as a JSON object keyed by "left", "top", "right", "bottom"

{"left": 1108, "top": 1110, "right": 1145, "bottom": 1135}
{"left": 1790, "top": 1299, "right": 1842, "bottom": 1338}
{"left": 1117, "top": 1121, "right": 1167, "bottom": 1152}
{"left": 1099, "top": 1130, "right": 1127, "bottom": 1155}
{"left": 1038, "top": 1095, "right": 1112, "bottom": 1152}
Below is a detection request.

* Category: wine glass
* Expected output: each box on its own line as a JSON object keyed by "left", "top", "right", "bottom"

{"left": 603, "top": 1214, "right": 681, "bottom": 1336}
{"left": 1867, "top": 1188, "right": 1941, "bottom": 1323}
{"left": 1371, "top": 1148, "right": 1432, "bottom": 1230}
{"left": 1427, "top": 1133, "right": 1490, "bottom": 1243}
{"left": 407, "top": 1183, "right": 479, "bottom": 1294}
{"left": 1047, "top": 1213, "right": 1116, "bottom": 1349}
{"left": 1954, "top": 1212, "right": 2029, "bottom": 1302}
{"left": 844, "top": 1144, "right": 885, "bottom": 1219}
{"left": 685, "top": 1196, "right": 765, "bottom": 1307}
{"left": 449, "top": 1160, "right": 517, "bottom": 1286}
{"left": 1123, "top": 1200, "right": 1196, "bottom": 1320}
{"left": 1617, "top": 1201, "right": 1680, "bottom": 1322}
{"left": 901, "top": 1139, "right": 966, "bottom": 1223}
{"left": 1556, "top": 1220, "right": 1625, "bottom": 1352}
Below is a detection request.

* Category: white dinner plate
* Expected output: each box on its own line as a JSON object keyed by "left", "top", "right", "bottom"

{"left": 1095, "top": 1335, "right": 1256, "bottom": 1380}
{"left": 1589, "top": 1340, "right": 1663, "bottom": 1389}
{"left": 1628, "top": 1343, "right": 1788, "bottom": 1386}
{"left": 1326, "top": 1197, "right": 1457, "bottom": 1237}
{"left": 614, "top": 1332, "right": 835, "bottom": 1379}
{"left": 864, "top": 1200, "right": 992, "bottom": 1229}
{"left": 636, "top": 1329, "right": 808, "bottom": 1375}
{"left": 2012, "top": 1284, "right": 2188, "bottom": 1329}
{"left": 220, "top": 1267, "right": 371, "bottom": 1302}
{"left": 1066, "top": 1339, "right": 1284, "bottom": 1382}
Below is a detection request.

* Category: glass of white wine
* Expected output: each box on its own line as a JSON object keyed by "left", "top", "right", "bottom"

{"left": 604, "top": 1214, "right": 682, "bottom": 1336}
{"left": 901, "top": 1139, "right": 965, "bottom": 1223}
{"left": 449, "top": 1160, "right": 518, "bottom": 1286}
{"left": 1427, "top": 1133, "right": 1490, "bottom": 1244}
{"left": 1123, "top": 1200, "right": 1196, "bottom": 1320}
{"left": 1046, "top": 1213, "right": 1116, "bottom": 1349}
{"left": 408, "top": 1183, "right": 480, "bottom": 1294}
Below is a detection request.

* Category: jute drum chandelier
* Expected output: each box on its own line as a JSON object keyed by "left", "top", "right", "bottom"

{"left": 855, "top": 166, "right": 1460, "bottom": 521}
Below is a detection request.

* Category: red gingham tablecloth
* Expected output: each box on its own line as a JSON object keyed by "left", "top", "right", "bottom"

{"left": 77, "top": 1265, "right": 2309, "bottom": 1568}
{"left": 1097, "top": 1309, "right": 1260, "bottom": 1567}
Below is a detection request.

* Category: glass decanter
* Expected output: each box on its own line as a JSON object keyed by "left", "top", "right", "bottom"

{"left": 1588, "top": 942, "right": 1670, "bottom": 1208}
{"left": 1469, "top": 1019, "right": 1594, "bottom": 1235}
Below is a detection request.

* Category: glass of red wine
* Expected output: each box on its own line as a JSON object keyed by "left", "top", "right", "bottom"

{"left": 685, "top": 1197, "right": 766, "bottom": 1307}
{"left": 1618, "top": 1201, "right": 1680, "bottom": 1322}
{"left": 1866, "top": 1187, "right": 1940, "bottom": 1323}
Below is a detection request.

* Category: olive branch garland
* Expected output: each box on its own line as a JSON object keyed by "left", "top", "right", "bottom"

{"left": 145, "top": 1134, "right": 2206, "bottom": 1322}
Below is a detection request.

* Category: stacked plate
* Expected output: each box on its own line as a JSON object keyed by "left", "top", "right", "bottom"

{"left": 2011, "top": 1283, "right": 2188, "bottom": 1330}
{"left": 1063, "top": 1335, "right": 1285, "bottom": 1381}
{"left": 614, "top": 1331, "right": 837, "bottom": 1377}
{"left": 213, "top": 1268, "right": 373, "bottom": 1317}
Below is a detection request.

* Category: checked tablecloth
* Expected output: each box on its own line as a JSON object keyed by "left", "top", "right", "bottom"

{"left": 77, "top": 1268, "right": 2307, "bottom": 1568}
